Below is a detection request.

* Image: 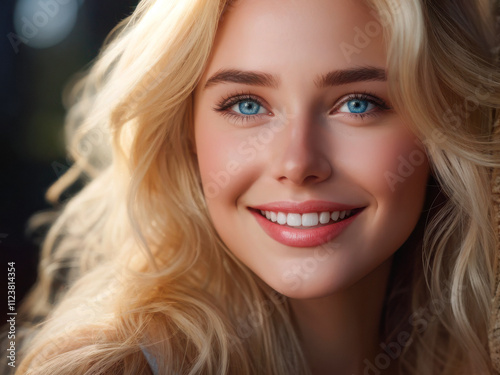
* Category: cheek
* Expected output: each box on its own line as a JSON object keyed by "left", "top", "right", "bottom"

{"left": 339, "top": 125, "right": 429, "bottom": 253}
{"left": 195, "top": 128, "right": 239, "bottom": 197}
{"left": 194, "top": 113, "right": 264, "bottom": 207}
{"left": 339, "top": 124, "right": 429, "bottom": 202}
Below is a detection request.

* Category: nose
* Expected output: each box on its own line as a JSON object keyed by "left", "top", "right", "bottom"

{"left": 271, "top": 113, "right": 332, "bottom": 186}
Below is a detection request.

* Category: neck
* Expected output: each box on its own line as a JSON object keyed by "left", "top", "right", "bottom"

{"left": 288, "top": 257, "right": 396, "bottom": 375}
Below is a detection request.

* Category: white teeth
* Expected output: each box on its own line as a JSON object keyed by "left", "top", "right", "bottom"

{"left": 259, "top": 209, "right": 356, "bottom": 226}
{"left": 302, "top": 213, "right": 319, "bottom": 226}
{"left": 287, "top": 213, "right": 302, "bottom": 226}
{"left": 331, "top": 211, "right": 340, "bottom": 221}
{"left": 319, "top": 212, "right": 330, "bottom": 224}
{"left": 277, "top": 212, "right": 287, "bottom": 225}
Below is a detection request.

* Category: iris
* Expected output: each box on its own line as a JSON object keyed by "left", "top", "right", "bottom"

{"left": 346, "top": 99, "right": 369, "bottom": 113}
{"left": 238, "top": 101, "right": 261, "bottom": 115}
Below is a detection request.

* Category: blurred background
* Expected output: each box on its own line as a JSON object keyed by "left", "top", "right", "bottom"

{"left": 0, "top": 0, "right": 139, "bottom": 317}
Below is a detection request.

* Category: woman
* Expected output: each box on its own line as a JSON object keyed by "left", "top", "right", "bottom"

{"left": 15, "top": 0, "right": 500, "bottom": 374}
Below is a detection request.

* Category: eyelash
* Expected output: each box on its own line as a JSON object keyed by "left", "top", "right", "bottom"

{"left": 213, "top": 93, "right": 269, "bottom": 125}
{"left": 213, "top": 91, "right": 391, "bottom": 124}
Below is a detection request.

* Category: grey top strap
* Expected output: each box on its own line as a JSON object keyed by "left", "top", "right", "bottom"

{"left": 140, "top": 346, "right": 159, "bottom": 375}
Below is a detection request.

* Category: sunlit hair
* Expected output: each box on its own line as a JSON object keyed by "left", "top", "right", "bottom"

{"left": 367, "top": 0, "right": 500, "bottom": 373}
{"left": 15, "top": 0, "right": 499, "bottom": 374}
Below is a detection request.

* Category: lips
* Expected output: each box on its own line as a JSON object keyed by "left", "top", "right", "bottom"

{"left": 249, "top": 200, "right": 365, "bottom": 247}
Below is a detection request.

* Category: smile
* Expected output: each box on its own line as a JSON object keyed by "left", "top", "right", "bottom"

{"left": 248, "top": 201, "right": 365, "bottom": 247}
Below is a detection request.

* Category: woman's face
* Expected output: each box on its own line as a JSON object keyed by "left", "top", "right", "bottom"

{"left": 193, "top": 0, "right": 429, "bottom": 298}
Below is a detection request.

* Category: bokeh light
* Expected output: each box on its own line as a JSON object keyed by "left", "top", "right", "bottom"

{"left": 13, "top": 0, "right": 79, "bottom": 49}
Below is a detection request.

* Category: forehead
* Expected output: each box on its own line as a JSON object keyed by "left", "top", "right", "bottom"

{"left": 202, "top": 0, "right": 386, "bottom": 82}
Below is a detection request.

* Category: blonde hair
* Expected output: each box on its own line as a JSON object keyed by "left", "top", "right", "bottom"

{"left": 15, "top": 0, "right": 500, "bottom": 374}
{"left": 369, "top": 0, "right": 499, "bottom": 373}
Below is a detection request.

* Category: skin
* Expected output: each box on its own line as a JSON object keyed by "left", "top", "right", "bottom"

{"left": 193, "top": 0, "right": 430, "bottom": 373}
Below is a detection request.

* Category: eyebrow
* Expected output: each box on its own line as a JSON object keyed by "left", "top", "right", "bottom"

{"left": 204, "top": 69, "right": 280, "bottom": 89}
{"left": 203, "top": 66, "right": 386, "bottom": 90}
{"left": 316, "top": 66, "right": 386, "bottom": 87}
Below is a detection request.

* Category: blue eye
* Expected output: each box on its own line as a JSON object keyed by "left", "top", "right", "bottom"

{"left": 339, "top": 99, "right": 375, "bottom": 114}
{"left": 231, "top": 100, "right": 267, "bottom": 116}
{"left": 214, "top": 94, "right": 271, "bottom": 125}
{"left": 332, "top": 93, "right": 391, "bottom": 120}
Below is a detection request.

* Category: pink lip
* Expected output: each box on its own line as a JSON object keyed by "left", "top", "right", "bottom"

{"left": 249, "top": 201, "right": 365, "bottom": 248}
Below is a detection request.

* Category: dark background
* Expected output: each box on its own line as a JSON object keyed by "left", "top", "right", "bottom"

{"left": 0, "top": 0, "right": 139, "bottom": 320}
